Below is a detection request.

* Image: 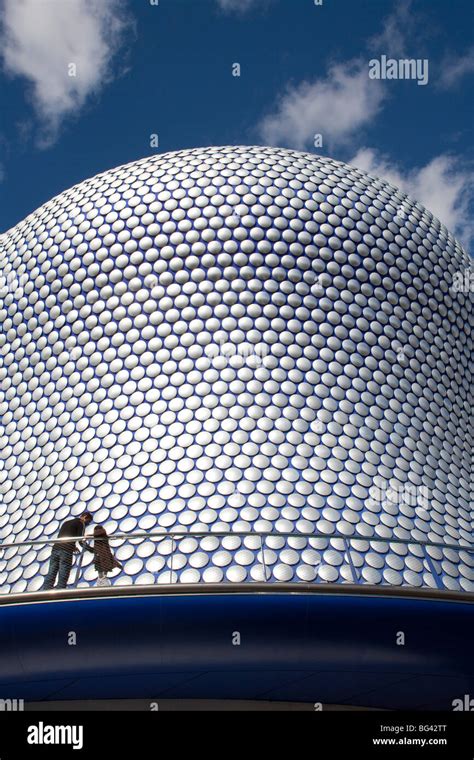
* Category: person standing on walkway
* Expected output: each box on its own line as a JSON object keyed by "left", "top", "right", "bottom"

{"left": 43, "top": 512, "right": 93, "bottom": 590}
{"left": 82, "top": 525, "right": 122, "bottom": 586}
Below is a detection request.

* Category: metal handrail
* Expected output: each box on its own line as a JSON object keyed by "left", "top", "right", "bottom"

{"left": 0, "top": 530, "right": 472, "bottom": 553}
{"left": 0, "top": 527, "right": 472, "bottom": 594}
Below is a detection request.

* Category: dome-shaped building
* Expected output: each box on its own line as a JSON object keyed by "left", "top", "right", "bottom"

{"left": 0, "top": 145, "right": 472, "bottom": 596}
{"left": 0, "top": 146, "right": 473, "bottom": 710}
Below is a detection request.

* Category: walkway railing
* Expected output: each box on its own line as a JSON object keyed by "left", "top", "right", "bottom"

{"left": 0, "top": 529, "right": 472, "bottom": 595}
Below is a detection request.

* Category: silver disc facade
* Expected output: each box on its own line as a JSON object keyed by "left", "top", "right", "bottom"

{"left": 0, "top": 146, "right": 472, "bottom": 594}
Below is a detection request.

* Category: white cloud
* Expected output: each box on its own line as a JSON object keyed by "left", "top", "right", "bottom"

{"left": 256, "top": 2, "right": 472, "bottom": 246}
{"left": 0, "top": 0, "right": 133, "bottom": 145}
{"left": 368, "top": 0, "right": 415, "bottom": 58}
{"left": 350, "top": 148, "right": 474, "bottom": 250}
{"left": 258, "top": 61, "right": 386, "bottom": 151}
{"left": 438, "top": 47, "right": 474, "bottom": 89}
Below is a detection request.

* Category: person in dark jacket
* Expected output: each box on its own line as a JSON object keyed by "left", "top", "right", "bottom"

{"left": 43, "top": 512, "right": 93, "bottom": 590}
{"left": 82, "top": 526, "right": 122, "bottom": 584}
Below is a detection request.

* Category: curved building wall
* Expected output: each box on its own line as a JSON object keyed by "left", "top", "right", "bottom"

{"left": 0, "top": 146, "right": 472, "bottom": 594}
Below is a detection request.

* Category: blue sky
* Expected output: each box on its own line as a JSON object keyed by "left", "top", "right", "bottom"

{"left": 0, "top": 0, "right": 473, "bottom": 249}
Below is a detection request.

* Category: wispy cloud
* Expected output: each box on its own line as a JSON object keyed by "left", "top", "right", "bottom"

{"left": 368, "top": 0, "right": 418, "bottom": 58}
{"left": 350, "top": 148, "right": 474, "bottom": 251}
{"left": 257, "top": 0, "right": 437, "bottom": 152}
{"left": 0, "top": 0, "right": 134, "bottom": 146}
{"left": 437, "top": 47, "right": 474, "bottom": 89}
{"left": 256, "top": 1, "right": 420, "bottom": 152}
{"left": 256, "top": 1, "right": 472, "bottom": 247}
{"left": 258, "top": 60, "right": 386, "bottom": 152}
{"left": 371, "top": 0, "right": 473, "bottom": 92}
